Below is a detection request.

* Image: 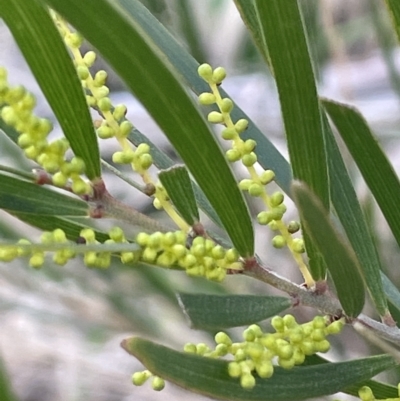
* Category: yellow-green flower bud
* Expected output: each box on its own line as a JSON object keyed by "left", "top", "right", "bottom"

{"left": 358, "top": 386, "right": 374, "bottom": 401}
{"left": 80, "top": 228, "right": 96, "bottom": 242}
{"left": 65, "top": 32, "right": 83, "bottom": 48}
{"left": 181, "top": 254, "right": 197, "bottom": 268}
{"left": 132, "top": 371, "right": 150, "bottom": 386}
{"left": 119, "top": 120, "right": 133, "bottom": 137}
{"left": 0, "top": 247, "right": 18, "bottom": 262}
{"left": 215, "top": 332, "right": 232, "bottom": 345}
{"left": 198, "top": 92, "right": 216, "bottom": 105}
{"left": 314, "top": 339, "right": 330, "bottom": 353}
{"left": 148, "top": 232, "right": 163, "bottom": 248}
{"left": 283, "top": 314, "right": 296, "bottom": 328}
{"left": 270, "top": 191, "right": 284, "bottom": 207}
{"left": 71, "top": 178, "right": 90, "bottom": 195}
{"left": 184, "top": 343, "right": 197, "bottom": 353}
{"left": 228, "top": 361, "right": 242, "bottom": 378}
{"left": 94, "top": 70, "right": 108, "bottom": 87}
{"left": 212, "top": 67, "right": 227, "bottom": 84}
{"left": 234, "top": 119, "right": 248, "bottom": 133}
{"left": 278, "top": 357, "right": 295, "bottom": 369}
{"left": 83, "top": 51, "right": 96, "bottom": 67}
{"left": 30, "top": 252, "right": 45, "bottom": 269}
{"left": 95, "top": 85, "right": 109, "bottom": 99}
{"left": 221, "top": 127, "right": 237, "bottom": 140}
{"left": 292, "top": 238, "right": 305, "bottom": 253}
{"left": 98, "top": 97, "right": 112, "bottom": 112}
{"left": 226, "top": 148, "right": 241, "bottom": 162}
{"left": 196, "top": 343, "right": 210, "bottom": 355}
{"left": 53, "top": 228, "right": 67, "bottom": 243}
{"left": 311, "top": 329, "right": 326, "bottom": 342}
{"left": 242, "top": 152, "right": 257, "bottom": 167}
{"left": 208, "top": 111, "right": 224, "bottom": 124}
{"left": 257, "top": 211, "right": 271, "bottom": 225}
{"left": 86, "top": 95, "right": 96, "bottom": 107}
{"left": 248, "top": 183, "right": 263, "bottom": 197}
{"left": 17, "top": 239, "right": 31, "bottom": 257}
{"left": 272, "top": 235, "right": 286, "bottom": 248}
{"left": 52, "top": 172, "right": 68, "bottom": 187}
{"left": 220, "top": 98, "right": 233, "bottom": 113}
{"left": 151, "top": 376, "right": 165, "bottom": 391}
{"left": 243, "top": 139, "right": 256, "bottom": 153}
{"left": 260, "top": 169, "right": 275, "bottom": 185}
{"left": 327, "top": 319, "right": 344, "bottom": 335}
{"left": 312, "top": 316, "right": 326, "bottom": 329}
{"left": 240, "top": 373, "right": 255, "bottom": 390}
{"left": 97, "top": 125, "right": 114, "bottom": 139}
{"left": 121, "top": 252, "right": 137, "bottom": 264}
{"left": 113, "top": 104, "right": 127, "bottom": 120}
{"left": 77, "top": 65, "right": 89, "bottom": 80}
{"left": 138, "top": 153, "right": 153, "bottom": 170}
{"left": 256, "top": 361, "right": 274, "bottom": 378}
{"left": 225, "top": 248, "right": 239, "bottom": 263}
{"left": 109, "top": 227, "right": 125, "bottom": 242}
{"left": 112, "top": 150, "right": 134, "bottom": 164}
{"left": 136, "top": 232, "right": 149, "bottom": 247}
{"left": 271, "top": 316, "right": 284, "bottom": 332}
{"left": 198, "top": 63, "right": 213, "bottom": 81}
{"left": 243, "top": 328, "right": 256, "bottom": 342}
{"left": 171, "top": 244, "right": 187, "bottom": 258}
{"left": 238, "top": 179, "right": 253, "bottom": 191}
{"left": 215, "top": 343, "right": 228, "bottom": 356}
{"left": 211, "top": 245, "right": 225, "bottom": 259}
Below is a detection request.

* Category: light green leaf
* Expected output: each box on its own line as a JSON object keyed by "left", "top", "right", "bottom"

{"left": 292, "top": 181, "right": 365, "bottom": 317}
{"left": 323, "top": 99, "right": 400, "bottom": 251}
{"left": 178, "top": 293, "right": 291, "bottom": 330}
{"left": 322, "top": 113, "right": 389, "bottom": 318}
{"left": 122, "top": 337, "right": 395, "bottom": 401}
{"left": 0, "top": 173, "right": 87, "bottom": 216}
{"left": 43, "top": 0, "right": 254, "bottom": 257}
{"left": 0, "top": 0, "right": 100, "bottom": 179}
{"left": 255, "top": 0, "right": 329, "bottom": 280}
{"left": 159, "top": 166, "right": 199, "bottom": 226}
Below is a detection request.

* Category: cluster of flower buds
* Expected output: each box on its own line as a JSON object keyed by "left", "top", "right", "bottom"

{"left": 0, "top": 227, "right": 140, "bottom": 269}
{"left": 0, "top": 67, "right": 91, "bottom": 194}
{"left": 135, "top": 230, "right": 242, "bottom": 282}
{"left": 184, "top": 314, "right": 344, "bottom": 390}
{"left": 131, "top": 370, "right": 165, "bottom": 391}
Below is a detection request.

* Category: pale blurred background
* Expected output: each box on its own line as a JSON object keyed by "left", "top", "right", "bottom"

{"left": 1, "top": 0, "right": 400, "bottom": 400}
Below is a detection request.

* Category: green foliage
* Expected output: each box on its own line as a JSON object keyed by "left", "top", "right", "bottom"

{"left": 1, "top": 0, "right": 400, "bottom": 400}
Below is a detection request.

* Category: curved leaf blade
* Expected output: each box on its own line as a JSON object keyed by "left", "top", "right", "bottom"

{"left": 255, "top": 0, "right": 329, "bottom": 280}
{"left": 122, "top": 337, "right": 395, "bottom": 401}
{"left": 292, "top": 181, "right": 365, "bottom": 317}
{"left": 44, "top": 0, "right": 254, "bottom": 257}
{"left": 322, "top": 113, "right": 389, "bottom": 319}
{"left": 323, "top": 99, "right": 400, "bottom": 251}
{"left": 0, "top": 0, "right": 100, "bottom": 179}
{"left": 159, "top": 166, "right": 199, "bottom": 226}
{"left": 385, "top": 0, "right": 400, "bottom": 43}
{"left": 178, "top": 293, "right": 291, "bottom": 330}
{"left": 0, "top": 173, "right": 87, "bottom": 216}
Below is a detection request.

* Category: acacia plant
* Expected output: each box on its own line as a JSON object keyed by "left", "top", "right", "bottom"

{"left": 1, "top": 0, "right": 400, "bottom": 400}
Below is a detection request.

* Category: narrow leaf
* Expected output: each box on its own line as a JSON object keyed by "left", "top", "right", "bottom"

{"left": 292, "top": 181, "right": 365, "bottom": 317}
{"left": 0, "top": 173, "right": 88, "bottom": 216}
{"left": 44, "top": 0, "right": 254, "bottom": 257}
{"left": 255, "top": 0, "right": 329, "bottom": 280}
{"left": 385, "top": 0, "right": 400, "bottom": 43}
{"left": 159, "top": 166, "right": 199, "bottom": 226}
{"left": 323, "top": 113, "right": 389, "bottom": 318}
{"left": 323, "top": 99, "right": 400, "bottom": 251}
{"left": 0, "top": 0, "right": 100, "bottom": 179}
{"left": 178, "top": 293, "right": 291, "bottom": 330}
{"left": 381, "top": 271, "right": 400, "bottom": 313}
{"left": 232, "top": 0, "right": 270, "bottom": 66}
{"left": 122, "top": 337, "right": 395, "bottom": 401}
{"left": 0, "top": 358, "right": 18, "bottom": 401}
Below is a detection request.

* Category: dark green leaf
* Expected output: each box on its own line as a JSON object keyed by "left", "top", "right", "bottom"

{"left": 292, "top": 181, "right": 365, "bottom": 317}
{"left": 255, "top": 0, "right": 329, "bottom": 280}
{"left": 323, "top": 99, "right": 400, "bottom": 251}
{"left": 0, "top": 173, "right": 87, "bottom": 216}
{"left": 323, "top": 113, "right": 388, "bottom": 318}
{"left": 303, "top": 354, "right": 398, "bottom": 399}
{"left": 44, "top": 0, "right": 254, "bottom": 257}
{"left": 385, "top": 0, "right": 400, "bottom": 42}
{"left": 159, "top": 166, "right": 199, "bottom": 226}
{"left": 381, "top": 271, "right": 400, "bottom": 313}
{"left": 0, "top": 0, "right": 100, "bottom": 179}
{"left": 232, "top": 0, "right": 270, "bottom": 66}
{"left": 122, "top": 337, "right": 395, "bottom": 401}
{"left": 0, "top": 357, "right": 19, "bottom": 401}
{"left": 178, "top": 293, "right": 291, "bottom": 330}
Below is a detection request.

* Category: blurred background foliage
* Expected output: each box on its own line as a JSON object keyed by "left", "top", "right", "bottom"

{"left": 1, "top": 0, "right": 400, "bottom": 400}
